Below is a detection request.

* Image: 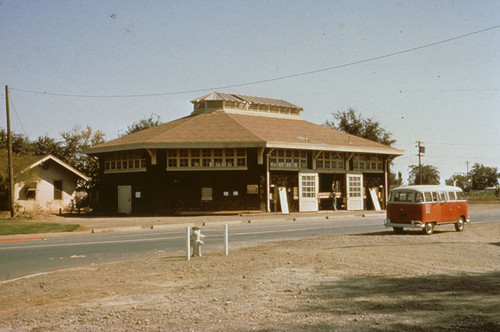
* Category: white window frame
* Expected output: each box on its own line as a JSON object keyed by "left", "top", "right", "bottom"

{"left": 316, "top": 151, "right": 345, "bottom": 171}
{"left": 104, "top": 151, "right": 147, "bottom": 173}
{"left": 269, "top": 149, "right": 307, "bottom": 170}
{"left": 167, "top": 148, "right": 247, "bottom": 171}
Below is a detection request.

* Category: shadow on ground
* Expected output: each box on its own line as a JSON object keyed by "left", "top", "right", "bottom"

{"left": 281, "top": 271, "right": 500, "bottom": 331}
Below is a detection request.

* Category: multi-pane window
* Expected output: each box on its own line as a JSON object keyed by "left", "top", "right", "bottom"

{"left": 167, "top": 148, "right": 247, "bottom": 170}
{"left": 269, "top": 149, "right": 307, "bottom": 169}
{"left": 104, "top": 151, "right": 146, "bottom": 172}
{"left": 353, "top": 154, "right": 383, "bottom": 171}
{"left": 301, "top": 175, "right": 316, "bottom": 198}
{"left": 348, "top": 176, "right": 362, "bottom": 197}
{"left": 316, "top": 152, "right": 344, "bottom": 170}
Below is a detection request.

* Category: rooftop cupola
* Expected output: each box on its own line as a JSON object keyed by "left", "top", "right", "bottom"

{"left": 190, "top": 91, "right": 303, "bottom": 119}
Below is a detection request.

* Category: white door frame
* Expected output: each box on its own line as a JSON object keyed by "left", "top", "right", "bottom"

{"left": 117, "top": 185, "right": 132, "bottom": 214}
{"left": 299, "top": 172, "right": 318, "bottom": 212}
{"left": 346, "top": 174, "right": 363, "bottom": 210}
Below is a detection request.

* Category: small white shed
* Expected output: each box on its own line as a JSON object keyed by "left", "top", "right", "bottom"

{"left": 14, "top": 155, "right": 89, "bottom": 214}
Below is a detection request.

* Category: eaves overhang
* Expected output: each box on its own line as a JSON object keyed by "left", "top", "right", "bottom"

{"left": 265, "top": 141, "right": 404, "bottom": 155}
{"left": 85, "top": 141, "right": 403, "bottom": 157}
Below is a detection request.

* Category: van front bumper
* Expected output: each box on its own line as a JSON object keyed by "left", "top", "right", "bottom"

{"left": 384, "top": 219, "right": 425, "bottom": 229}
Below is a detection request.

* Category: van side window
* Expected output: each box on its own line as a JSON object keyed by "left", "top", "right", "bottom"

{"left": 439, "top": 192, "right": 446, "bottom": 202}
{"left": 431, "top": 192, "right": 439, "bottom": 202}
{"left": 407, "top": 192, "right": 415, "bottom": 202}
{"left": 424, "top": 192, "right": 432, "bottom": 202}
{"left": 448, "top": 191, "right": 456, "bottom": 201}
{"left": 415, "top": 192, "right": 424, "bottom": 202}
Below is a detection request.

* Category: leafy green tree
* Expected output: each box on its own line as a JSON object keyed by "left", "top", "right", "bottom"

{"left": 324, "top": 108, "right": 396, "bottom": 146}
{"left": 445, "top": 173, "right": 470, "bottom": 191}
{"left": 325, "top": 108, "right": 399, "bottom": 184}
{"left": 469, "top": 163, "right": 499, "bottom": 190}
{"left": 0, "top": 150, "right": 38, "bottom": 203}
{"left": 59, "top": 126, "right": 105, "bottom": 189}
{"left": 121, "top": 113, "right": 161, "bottom": 136}
{"left": 408, "top": 164, "right": 440, "bottom": 185}
{"left": 31, "top": 135, "right": 63, "bottom": 158}
{"left": 0, "top": 129, "right": 32, "bottom": 154}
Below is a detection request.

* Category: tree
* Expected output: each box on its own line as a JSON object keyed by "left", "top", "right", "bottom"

{"left": 0, "top": 150, "right": 38, "bottom": 203}
{"left": 390, "top": 171, "right": 403, "bottom": 186}
{"left": 445, "top": 173, "right": 470, "bottom": 191}
{"left": 324, "top": 108, "right": 396, "bottom": 146}
{"left": 59, "top": 126, "right": 105, "bottom": 189}
{"left": 121, "top": 113, "right": 161, "bottom": 137}
{"left": 469, "top": 163, "right": 499, "bottom": 190}
{"left": 408, "top": 164, "right": 440, "bottom": 185}
{"left": 31, "top": 135, "right": 63, "bottom": 158}
{"left": 0, "top": 129, "right": 32, "bottom": 154}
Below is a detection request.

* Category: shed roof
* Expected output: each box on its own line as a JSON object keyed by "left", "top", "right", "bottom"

{"left": 23, "top": 155, "right": 90, "bottom": 181}
{"left": 86, "top": 111, "right": 403, "bottom": 156}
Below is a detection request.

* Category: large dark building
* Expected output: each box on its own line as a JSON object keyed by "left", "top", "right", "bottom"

{"left": 86, "top": 92, "right": 403, "bottom": 214}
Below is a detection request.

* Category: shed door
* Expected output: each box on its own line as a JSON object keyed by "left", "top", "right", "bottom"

{"left": 117, "top": 185, "right": 132, "bottom": 214}
{"left": 299, "top": 173, "right": 318, "bottom": 212}
{"left": 347, "top": 174, "right": 363, "bottom": 210}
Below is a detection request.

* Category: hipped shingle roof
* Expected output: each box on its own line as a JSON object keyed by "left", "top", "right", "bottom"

{"left": 86, "top": 112, "right": 403, "bottom": 156}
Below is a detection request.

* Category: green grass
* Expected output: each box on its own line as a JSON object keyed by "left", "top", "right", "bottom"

{"left": 0, "top": 221, "right": 79, "bottom": 236}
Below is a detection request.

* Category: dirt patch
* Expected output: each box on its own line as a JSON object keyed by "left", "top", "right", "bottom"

{"left": 1, "top": 222, "right": 499, "bottom": 331}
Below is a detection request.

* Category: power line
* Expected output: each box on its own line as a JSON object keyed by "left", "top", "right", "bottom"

{"left": 9, "top": 24, "right": 500, "bottom": 98}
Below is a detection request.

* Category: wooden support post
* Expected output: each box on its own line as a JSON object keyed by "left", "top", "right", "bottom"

{"left": 5, "top": 85, "right": 15, "bottom": 218}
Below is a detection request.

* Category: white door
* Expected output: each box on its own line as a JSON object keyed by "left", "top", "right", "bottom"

{"left": 299, "top": 173, "right": 318, "bottom": 212}
{"left": 117, "top": 185, "right": 132, "bottom": 214}
{"left": 347, "top": 174, "right": 363, "bottom": 210}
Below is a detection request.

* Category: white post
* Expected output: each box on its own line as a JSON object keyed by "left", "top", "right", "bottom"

{"left": 186, "top": 226, "right": 191, "bottom": 261}
{"left": 224, "top": 224, "right": 229, "bottom": 256}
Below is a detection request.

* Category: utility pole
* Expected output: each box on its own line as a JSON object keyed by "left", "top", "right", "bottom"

{"left": 5, "top": 85, "right": 15, "bottom": 217}
{"left": 416, "top": 141, "right": 425, "bottom": 185}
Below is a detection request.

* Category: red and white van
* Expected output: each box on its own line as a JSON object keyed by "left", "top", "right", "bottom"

{"left": 384, "top": 185, "right": 470, "bottom": 235}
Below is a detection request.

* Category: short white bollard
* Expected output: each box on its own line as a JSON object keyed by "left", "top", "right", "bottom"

{"left": 190, "top": 227, "right": 205, "bottom": 257}
{"left": 186, "top": 226, "right": 191, "bottom": 261}
{"left": 224, "top": 224, "right": 229, "bottom": 256}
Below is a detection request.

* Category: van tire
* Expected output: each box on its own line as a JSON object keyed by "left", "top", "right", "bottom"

{"left": 455, "top": 217, "right": 465, "bottom": 232}
{"left": 423, "top": 223, "right": 434, "bottom": 235}
{"left": 393, "top": 227, "right": 404, "bottom": 234}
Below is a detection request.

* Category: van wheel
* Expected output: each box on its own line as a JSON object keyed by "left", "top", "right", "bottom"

{"left": 393, "top": 227, "right": 404, "bottom": 234}
{"left": 423, "top": 223, "right": 434, "bottom": 235}
{"left": 455, "top": 217, "right": 465, "bottom": 232}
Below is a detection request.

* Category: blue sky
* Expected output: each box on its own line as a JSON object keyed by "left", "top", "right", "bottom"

{"left": 1, "top": 0, "right": 499, "bottom": 184}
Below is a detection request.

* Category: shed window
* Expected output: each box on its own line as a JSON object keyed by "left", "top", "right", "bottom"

{"left": 54, "top": 180, "right": 63, "bottom": 200}
{"left": 26, "top": 182, "right": 37, "bottom": 200}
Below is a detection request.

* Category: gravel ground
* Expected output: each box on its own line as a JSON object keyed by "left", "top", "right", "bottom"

{"left": 0, "top": 216, "right": 499, "bottom": 331}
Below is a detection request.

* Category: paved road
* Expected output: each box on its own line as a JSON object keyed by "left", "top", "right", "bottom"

{"left": 1, "top": 209, "right": 498, "bottom": 282}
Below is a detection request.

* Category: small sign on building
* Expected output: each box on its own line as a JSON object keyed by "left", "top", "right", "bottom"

{"left": 247, "top": 184, "right": 259, "bottom": 194}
